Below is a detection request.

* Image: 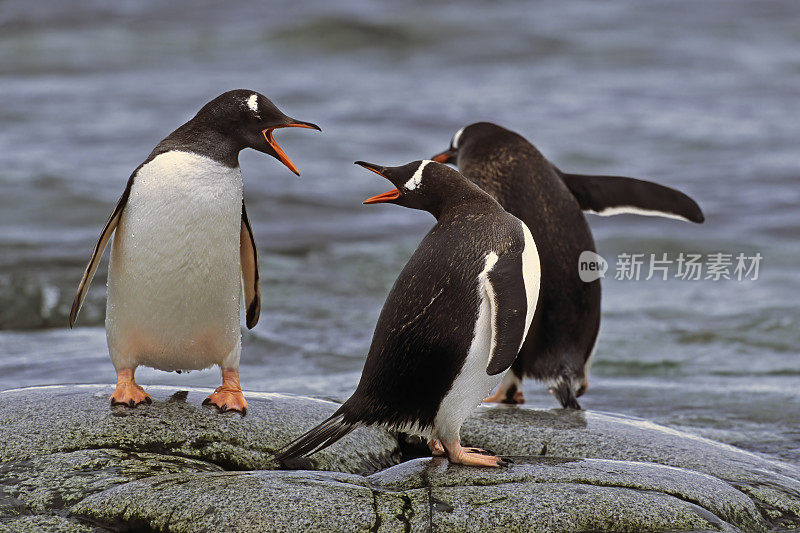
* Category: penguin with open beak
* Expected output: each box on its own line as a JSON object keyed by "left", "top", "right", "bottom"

{"left": 433, "top": 122, "right": 703, "bottom": 408}
{"left": 69, "top": 89, "right": 320, "bottom": 414}
{"left": 276, "top": 160, "right": 541, "bottom": 467}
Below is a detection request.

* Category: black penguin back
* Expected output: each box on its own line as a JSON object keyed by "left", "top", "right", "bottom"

{"left": 456, "top": 124, "right": 600, "bottom": 404}
{"left": 349, "top": 200, "right": 520, "bottom": 430}
{"left": 276, "top": 167, "right": 529, "bottom": 460}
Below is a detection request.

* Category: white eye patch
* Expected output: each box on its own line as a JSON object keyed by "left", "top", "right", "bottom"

{"left": 404, "top": 160, "right": 433, "bottom": 190}
{"left": 247, "top": 94, "right": 259, "bottom": 114}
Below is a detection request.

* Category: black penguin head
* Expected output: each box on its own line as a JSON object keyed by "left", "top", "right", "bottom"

{"left": 194, "top": 89, "right": 320, "bottom": 175}
{"left": 431, "top": 122, "right": 514, "bottom": 165}
{"left": 355, "top": 159, "right": 480, "bottom": 216}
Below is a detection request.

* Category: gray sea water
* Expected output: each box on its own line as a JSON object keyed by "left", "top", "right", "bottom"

{"left": 1, "top": 1, "right": 798, "bottom": 462}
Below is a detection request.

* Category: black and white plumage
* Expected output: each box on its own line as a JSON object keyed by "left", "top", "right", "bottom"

{"left": 276, "top": 160, "right": 540, "bottom": 467}
{"left": 68, "top": 89, "right": 320, "bottom": 413}
{"left": 433, "top": 122, "right": 704, "bottom": 409}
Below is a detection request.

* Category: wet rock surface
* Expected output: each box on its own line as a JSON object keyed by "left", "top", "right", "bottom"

{"left": 0, "top": 385, "right": 399, "bottom": 474}
{"left": 462, "top": 405, "right": 800, "bottom": 530}
{"left": 1, "top": 385, "right": 799, "bottom": 532}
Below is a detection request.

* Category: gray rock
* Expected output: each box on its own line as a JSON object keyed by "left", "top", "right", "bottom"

{"left": 2, "top": 449, "right": 220, "bottom": 515}
{"left": 71, "top": 470, "right": 382, "bottom": 533}
{"left": 462, "top": 404, "right": 800, "bottom": 530}
{"left": 371, "top": 457, "right": 765, "bottom": 532}
{"left": 2, "top": 385, "right": 800, "bottom": 531}
{"left": 0, "top": 385, "right": 400, "bottom": 475}
{"left": 70, "top": 458, "right": 764, "bottom": 532}
{"left": 0, "top": 516, "right": 95, "bottom": 533}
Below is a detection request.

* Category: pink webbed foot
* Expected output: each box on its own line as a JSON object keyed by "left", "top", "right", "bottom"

{"left": 203, "top": 369, "right": 248, "bottom": 415}
{"left": 442, "top": 440, "right": 507, "bottom": 468}
{"left": 483, "top": 389, "right": 525, "bottom": 404}
{"left": 110, "top": 369, "right": 152, "bottom": 408}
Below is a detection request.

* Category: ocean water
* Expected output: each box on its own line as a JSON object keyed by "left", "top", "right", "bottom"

{"left": 0, "top": 1, "right": 798, "bottom": 462}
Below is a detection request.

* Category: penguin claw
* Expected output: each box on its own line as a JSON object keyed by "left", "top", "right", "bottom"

{"left": 109, "top": 386, "right": 152, "bottom": 408}
{"left": 110, "top": 369, "right": 151, "bottom": 408}
{"left": 203, "top": 390, "right": 248, "bottom": 416}
{"left": 204, "top": 370, "right": 248, "bottom": 415}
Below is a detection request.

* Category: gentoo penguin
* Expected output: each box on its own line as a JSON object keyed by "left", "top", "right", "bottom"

{"left": 432, "top": 122, "right": 703, "bottom": 409}
{"left": 69, "top": 89, "right": 320, "bottom": 414}
{"left": 276, "top": 160, "right": 540, "bottom": 467}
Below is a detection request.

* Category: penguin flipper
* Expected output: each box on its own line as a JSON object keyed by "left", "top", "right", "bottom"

{"left": 69, "top": 176, "right": 133, "bottom": 328}
{"left": 484, "top": 251, "right": 529, "bottom": 376}
{"left": 240, "top": 202, "right": 261, "bottom": 329}
{"left": 559, "top": 172, "right": 704, "bottom": 223}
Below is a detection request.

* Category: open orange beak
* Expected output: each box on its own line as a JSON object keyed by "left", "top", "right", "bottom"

{"left": 431, "top": 149, "right": 455, "bottom": 164}
{"left": 262, "top": 121, "right": 320, "bottom": 176}
{"left": 363, "top": 188, "right": 401, "bottom": 204}
{"left": 355, "top": 161, "right": 402, "bottom": 204}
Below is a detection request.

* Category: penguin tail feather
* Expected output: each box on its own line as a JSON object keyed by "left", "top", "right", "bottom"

{"left": 274, "top": 410, "right": 358, "bottom": 461}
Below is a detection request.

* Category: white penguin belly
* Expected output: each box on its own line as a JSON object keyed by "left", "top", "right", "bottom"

{"left": 433, "top": 288, "right": 501, "bottom": 442}
{"left": 106, "top": 151, "right": 244, "bottom": 372}
{"left": 433, "top": 223, "right": 540, "bottom": 442}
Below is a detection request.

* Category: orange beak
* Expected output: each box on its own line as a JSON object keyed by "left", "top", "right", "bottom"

{"left": 262, "top": 122, "right": 320, "bottom": 176}
{"left": 355, "top": 161, "right": 402, "bottom": 204}
{"left": 363, "top": 188, "right": 401, "bottom": 204}
{"left": 431, "top": 149, "right": 455, "bottom": 164}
